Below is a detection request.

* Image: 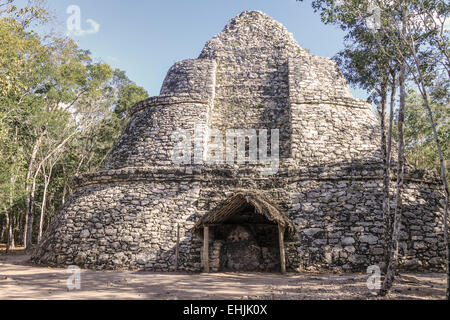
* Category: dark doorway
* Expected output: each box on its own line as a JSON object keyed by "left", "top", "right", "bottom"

{"left": 209, "top": 203, "right": 280, "bottom": 272}
{"left": 193, "top": 192, "right": 294, "bottom": 273}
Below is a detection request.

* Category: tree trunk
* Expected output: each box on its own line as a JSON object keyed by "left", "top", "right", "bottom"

{"left": 380, "top": 60, "right": 406, "bottom": 297}
{"left": 25, "top": 168, "right": 40, "bottom": 249}
{"left": 1, "top": 219, "right": 5, "bottom": 243}
{"left": 13, "top": 212, "right": 20, "bottom": 247}
{"left": 6, "top": 171, "right": 16, "bottom": 253}
{"left": 6, "top": 127, "right": 18, "bottom": 252}
{"left": 409, "top": 30, "right": 450, "bottom": 301}
{"left": 387, "top": 72, "right": 396, "bottom": 174}
{"left": 5, "top": 213, "right": 14, "bottom": 253}
{"left": 379, "top": 81, "right": 389, "bottom": 273}
{"left": 38, "top": 165, "right": 52, "bottom": 244}
{"left": 23, "top": 128, "right": 46, "bottom": 248}
{"left": 445, "top": 199, "right": 449, "bottom": 300}
{"left": 418, "top": 93, "right": 449, "bottom": 300}
{"left": 383, "top": 73, "right": 396, "bottom": 272}
{"left": 5, "top": 208, "right": 11, "bottom": 254}
{"left": 8, "top": 217, "right": 14, "bottom": 250}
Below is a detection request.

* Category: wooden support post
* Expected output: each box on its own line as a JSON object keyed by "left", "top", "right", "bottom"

{"left": 175, "top": 223, "right": 180, "bottom": 271}
{"left": 278, "top": 224, "right": 286, "bottom": 274}
{"left": 203, "top": 226, "right": 210, "bottom": 273}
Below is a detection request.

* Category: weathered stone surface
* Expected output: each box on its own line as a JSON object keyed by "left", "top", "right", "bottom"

{"left": 359, "top": 235, "right": 378, "bottom": 245}
{"left": 342, "top": 237, "right": 355, "bottom": 246}
{"left": 32, "top": 11, "right": 446, "bottom": 273}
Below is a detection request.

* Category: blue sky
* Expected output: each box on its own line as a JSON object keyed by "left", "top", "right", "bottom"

{"left": 42, "top": 0, "right": 368, "bottom": 99}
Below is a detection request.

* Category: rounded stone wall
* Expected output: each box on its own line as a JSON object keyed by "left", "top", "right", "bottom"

{"left": 32, "top": 11, "right": 448, "bottom": 273}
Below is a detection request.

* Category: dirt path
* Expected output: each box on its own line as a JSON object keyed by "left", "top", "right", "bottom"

{"left": 0, "top": 252, "right": 446, "bottom": 300}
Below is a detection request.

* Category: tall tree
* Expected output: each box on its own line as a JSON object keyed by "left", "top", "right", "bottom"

{"left": 0, "top": 1, "right": 149, "bottom": 250}
{"left": 368, "top": 0, "right": 449, "bottom": 299}
{"left": 301, "top": 0, "right": 449, "bottom": 298}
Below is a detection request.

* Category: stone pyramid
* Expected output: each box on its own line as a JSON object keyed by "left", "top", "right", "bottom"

{"left": 33, "top": 11, "right": 445, "bottom": 273}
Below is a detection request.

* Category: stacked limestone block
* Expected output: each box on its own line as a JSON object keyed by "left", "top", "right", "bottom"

{"left": 33, "top": 11, "right": 446, "bottom": 272}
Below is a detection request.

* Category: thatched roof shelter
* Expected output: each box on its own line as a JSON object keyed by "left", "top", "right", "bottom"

{"left": 192, "top": 191, "right": 296, "bottom": 239}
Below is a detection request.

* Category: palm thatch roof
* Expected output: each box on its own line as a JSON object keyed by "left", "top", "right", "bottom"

{"left": 192, "top": 191, "right": 295, "bottom": 239}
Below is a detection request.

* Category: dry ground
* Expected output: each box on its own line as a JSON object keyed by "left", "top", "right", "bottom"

{"left": 0, "top": 248, "right": 446, "bottom": 300}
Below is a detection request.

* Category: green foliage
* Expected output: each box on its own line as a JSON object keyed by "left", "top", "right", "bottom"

{"left": 403, "top": 90, "right": 449, "bottom": 173}
{"left": 112, "top": 69, "right": 149, "bottom": 118}
{"left": 0, "top": 0, "right": 49, "bottom": 27}
{"left": 0, "top": 1, "right": 148, "bottom": 245}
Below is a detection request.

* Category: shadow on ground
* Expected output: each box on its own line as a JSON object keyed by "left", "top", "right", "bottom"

{"left": 0, "top": 252, "right": 446, "bottom": 300}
